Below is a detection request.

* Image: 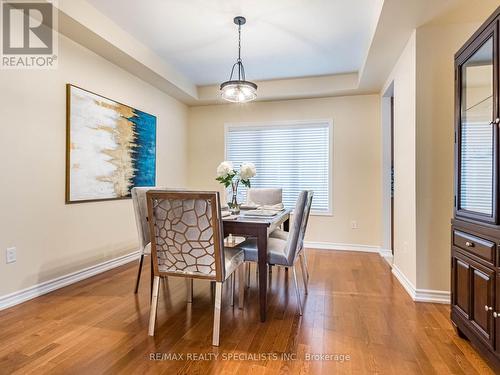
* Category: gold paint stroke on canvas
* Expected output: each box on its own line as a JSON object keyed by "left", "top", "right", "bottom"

{"left": 95, "top": 101, "right": 138, "bottom": 197}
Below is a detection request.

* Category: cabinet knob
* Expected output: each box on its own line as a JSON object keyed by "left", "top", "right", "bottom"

{"left": 494, "top": 312, "right": 499, "bottom": 318}
{"left": 465, "top": 241, "right": 474, "bottom": 247}
{"left": 485, "top": 305, "right": 493, "bottom": 311}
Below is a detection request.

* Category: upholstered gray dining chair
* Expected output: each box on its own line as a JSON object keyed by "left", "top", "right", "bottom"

{"left": 271, "top": 190, "right": 314, "bottom": 283}
{"left": 146, "top": 190, "right": 246, "bottom": 346}
{"left": 246, "top": 188, "right": 283, "bottom": 206}
{"left": 244, "top": 187, "right": 283, "bottom": 285}
{"left": 240, "top": 190, "right": 309, "bottom": 315}
{"left": 131, "top": 186, "right": 168, "bottom": 293}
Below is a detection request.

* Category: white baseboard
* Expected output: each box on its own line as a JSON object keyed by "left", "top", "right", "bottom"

{"left": 378, "top": 248, "right": 394, "bottom": 265}
{"left": 304, "top": 241, "right": 380, "bottom": 253}
{"left": 0, "top": 250, "right": 140, "bottom": 311}
{"left": 391, "top": 264, "right": 450, "bottom": 304}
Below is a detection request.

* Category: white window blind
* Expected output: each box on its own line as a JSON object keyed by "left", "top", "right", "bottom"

{"left": 225, "top": 121, "right": 331, "bottom": 213}
{"left": 460, "top": 121, "right": 494, "bottom": 215}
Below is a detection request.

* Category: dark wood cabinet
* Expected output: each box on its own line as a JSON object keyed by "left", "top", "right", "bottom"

{"left": 452, "top": 6, "right": 500, "bottom": 370}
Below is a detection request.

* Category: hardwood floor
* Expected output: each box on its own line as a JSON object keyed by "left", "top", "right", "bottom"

{"left": 0, "top": 249, "right": 495, "bottom": 374}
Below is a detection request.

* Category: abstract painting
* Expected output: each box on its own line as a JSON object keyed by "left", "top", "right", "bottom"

{"left": 66, "top": 84, "right": 156, "bottom": 203}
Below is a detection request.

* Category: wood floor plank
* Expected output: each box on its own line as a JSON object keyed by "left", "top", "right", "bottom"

{"left": 0, "top": 250, "right": 495, "bottom": 374}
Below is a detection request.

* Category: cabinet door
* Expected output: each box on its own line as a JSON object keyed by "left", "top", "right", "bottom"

{"left": 471, "top": 265, "right": 495, "bottom": 347}
{"left": 496, "top": 274, "right": 500, "bottom": 355}
{"left": 452, "top": 253, "right": 471, "bottom": 318}
{"left": 452, "top": 251, "right": 495, "bottom": 348}
{"left": 455, "top": 21, "right": 499, "bottom": 223}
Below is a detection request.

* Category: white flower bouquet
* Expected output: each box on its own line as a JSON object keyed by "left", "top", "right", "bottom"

{"left": 216, "top": 161, "right": 256, "bottom": 213}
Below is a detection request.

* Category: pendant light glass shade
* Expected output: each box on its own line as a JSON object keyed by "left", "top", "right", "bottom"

{"left": 220, "top": 16, "right": 257, "bottom": 103}
{"left": 220, "top": 80, "right": 257, "bottom": 103}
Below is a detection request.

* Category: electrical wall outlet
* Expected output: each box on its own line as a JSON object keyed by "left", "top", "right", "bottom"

{"left": 6, "top": 247, "right": 16, "bottom": 264}
{"left": 350, "top": 220, "right": 358, "bottom": 229}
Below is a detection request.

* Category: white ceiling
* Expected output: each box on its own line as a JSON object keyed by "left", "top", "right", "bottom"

{"left": 87, "top": 0, "right": 382, "bottom": 86}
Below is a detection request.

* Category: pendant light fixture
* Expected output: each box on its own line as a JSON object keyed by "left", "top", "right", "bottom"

{"left": 220, "top": 16, "right": 257, "bottom": 103}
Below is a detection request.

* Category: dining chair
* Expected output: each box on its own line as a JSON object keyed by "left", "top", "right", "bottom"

{"left": 246, "top": 188, "right": 282, "bottom": 206}
{"left": 271, "top": 190, "right": 314, "bottom": 282}
{"left": 131, "top": 186, "right": 168, "bottom": 294}
{"left": 244, "top": 187, "right": 283, "bottom": 284}
{"left": 240, "top": 190, "right": 308, "bottom": 315}
{"left": 146, "top": 190, "right": 246, "bottom": 346}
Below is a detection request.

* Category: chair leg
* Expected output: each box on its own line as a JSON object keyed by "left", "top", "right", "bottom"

{"left": 150, "top": 257, "right": 154, "bottom": 300}
{"left": 291, "top": 266, "right": 303, "bottom": 316}
{"left": 230, "top": 274, "right": 235, "bottom": 306}
{"left": 299, "top": 253, "right": 308, "bottom": 295}
{"left": 148, "top": 276, "right": 160, "bottom": 336}
{"left": 212, "top": 281, "right": 223, "bottom": 346}
{"left": 302, "top": 249, "right": 310, "bottom": 280}
{"left": 186, "top": 278, "right": 193, "bottom": 303}
{"left": 246, "top": 263, "right": 251, "bottom": 288}
{"left": 134, "top": 254, "right": 144, "bottom": 294}
{"left": 238, "top": 267, "right": 245, "bottom": 309}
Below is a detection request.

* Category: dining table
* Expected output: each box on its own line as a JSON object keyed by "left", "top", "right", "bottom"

{"left": 222, "top": 208, "right": 291, "bottom": 322}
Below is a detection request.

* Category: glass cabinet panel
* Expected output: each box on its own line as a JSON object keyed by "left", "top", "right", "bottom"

{"left": 459, "top": 37, "right": 494, "bottom": 216}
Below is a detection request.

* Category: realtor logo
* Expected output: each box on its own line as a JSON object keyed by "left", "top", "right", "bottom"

{"left": 1, "top": 0, "right": 58, "bottom": 69}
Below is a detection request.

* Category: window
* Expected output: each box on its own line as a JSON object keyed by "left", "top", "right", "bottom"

{"left": 225, "top": 120, "right": 332, "bottom": 214}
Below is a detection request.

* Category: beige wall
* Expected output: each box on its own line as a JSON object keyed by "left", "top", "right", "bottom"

{"left": 383, "top": 32, "right": 418, "bottom": 286}
{"left": 0, "top": 33, "right": 188, "bottom": 297}
{"left": 187, "top": 95, "right": 382, "bottom": 247}
{"left": 415, "top": 0, "right": 499, "bottom": 291}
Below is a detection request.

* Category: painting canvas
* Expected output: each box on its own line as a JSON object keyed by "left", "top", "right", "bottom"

{"left": 66, "top": 84, "right": 156, "bottom": 203}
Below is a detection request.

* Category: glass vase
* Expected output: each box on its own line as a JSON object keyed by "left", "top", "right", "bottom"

{"left": 228, "top": 180, "right": 240, "bottom": 215}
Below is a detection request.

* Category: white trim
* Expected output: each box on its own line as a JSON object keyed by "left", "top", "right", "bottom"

{"left": 304, "top": 241, "right": 380, "bottom": 253}
{"left": 391, "top": 264, "right": 450, "bottom": 304}
{"left": 391, "top": 263, "right": 416, "bottom": 299}
{"left": 414, "top": 289, "right": 451, "bottom": 304}
{"left": 378, "top": 248, "right": 394, "bottom": 265}
{"left": 0, "top": 250, "right": 140, "bottom": 311}
{"left": 224, "top": 119, "right": 334, "bottom": 216}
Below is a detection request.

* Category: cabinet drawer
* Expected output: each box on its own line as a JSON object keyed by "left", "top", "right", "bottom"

{"left": 453, "top": 230, "right": 496, "bottom": 264}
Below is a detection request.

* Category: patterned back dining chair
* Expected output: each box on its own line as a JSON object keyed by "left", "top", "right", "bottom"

{"left": 131, "top": 186, "right": 167, "bottom": 293}
{"left": 246, "top": 188, "right": 282, "bottom": 206}
{"left": 146, "top": 190, "right": 245, "bottom": 346}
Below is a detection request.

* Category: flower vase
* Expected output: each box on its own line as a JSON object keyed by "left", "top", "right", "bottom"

{"left": 228, "top": 180, "right": 240, "bottom": 215}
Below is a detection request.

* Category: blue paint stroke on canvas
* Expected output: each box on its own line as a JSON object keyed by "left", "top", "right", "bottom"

{"left": 130, "top": 110, "right": 156, "bottom": 188}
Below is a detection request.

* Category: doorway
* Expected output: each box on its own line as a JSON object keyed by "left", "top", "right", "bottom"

{"left": 381, "top": 82, "right": 395, "bottom": 262}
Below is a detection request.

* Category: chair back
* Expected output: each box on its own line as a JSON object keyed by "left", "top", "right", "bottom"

{"left": 146, "top": 190, "right": 226, "bottom": 282}
{"left": 247, "top": 188, "right": 282, "bottom": 206}
{"left": 131, "top": 186, "right": 167, "bottom": 252}
{"left": 297, "top": 190, "right": 314, "bottom": 253}
{"left": 282, "top": 190, "right": 308, "bottom": 266}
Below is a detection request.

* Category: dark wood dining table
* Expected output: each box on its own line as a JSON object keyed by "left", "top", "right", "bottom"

{"left": 222, "top": 209, "right": 290, "bottom": 322}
